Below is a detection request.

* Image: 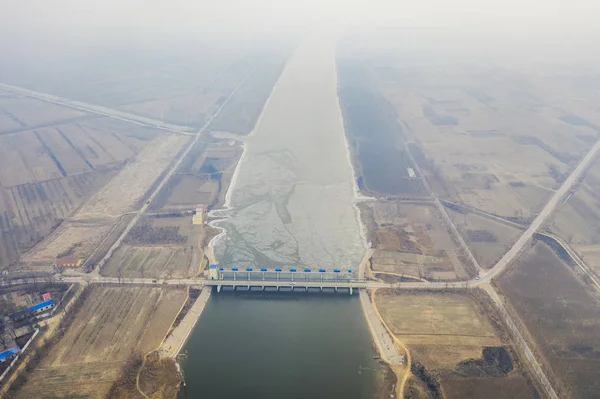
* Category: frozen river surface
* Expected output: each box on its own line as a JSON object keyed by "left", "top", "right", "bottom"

{"left": 212, "top": 38, "right": 364, "bottom": 271}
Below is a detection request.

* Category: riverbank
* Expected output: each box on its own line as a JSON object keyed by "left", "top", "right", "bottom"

{"left": 366, "top": 288, "right": 413, "bottom": 397}
{"left": 160, "top": 287, "right": 212, "bottom": 358}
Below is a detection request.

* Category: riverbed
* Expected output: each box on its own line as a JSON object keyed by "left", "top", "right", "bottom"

{"left": 210, "top": 36, "right": 364, "bottom": 271}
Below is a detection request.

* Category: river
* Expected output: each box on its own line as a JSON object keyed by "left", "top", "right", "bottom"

{"left": 179, "top": 292, "right": 383, "bottom": 399}
{"left": 180, "top": 37, "right": 382, "bottom": 398}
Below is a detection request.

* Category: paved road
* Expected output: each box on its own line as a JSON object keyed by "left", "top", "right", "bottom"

{"left": 1, "top": 275, "right": 399, "bottom": 289}
{"left": 482, "top": 138, "right": 600, "bottom": 284}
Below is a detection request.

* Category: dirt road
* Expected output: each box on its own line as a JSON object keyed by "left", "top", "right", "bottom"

{"left": 405, "top": 142, "right": 483, "bottom": 274}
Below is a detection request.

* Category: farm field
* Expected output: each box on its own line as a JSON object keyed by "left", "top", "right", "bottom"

{"left": 341, "top": 34, "right": 599, "bottom": 220}
{"left": 19, "top": 220, "right": 114, "bottom": 267}
{"left": 549, "top": 155, "right": 600, "bottom": 275}
{"left": 10, "top": 131, "right": 187, "bottom": 272}
{"left": 361, "top": 201, "right": 469, "bottom": 280}
{"left": 14, "top": 286, "right": 187, "bottom": 399}
{"left": 150, "top": 140, "right": 242, "bottom": 213}
{"left": 445, "top": 206, "right": 523, "bottom": 268}
{"left": 208, "top": 56, "right": 288, "bottom": 134}
{"left": 0, "top": 40, "right": 293, "bottom": 128}
{"left": 116, "top": 57, "right": 254, "bottom": 128}
{"left": 98, "top": 214, "right": 209, "bottom": 279}
{"left": 0, "top": 93, "right": 90, "bottom": 134}
{"left": 375, "top": 289, "right": 539, "bottom": 399}
{"left": 73, "top": 134, "right": 189, "bottom": 219}
{"left": 0, "top": 41, "right": 235, "bottom": 108}
{"left": 496, "top": 241, "right": 600, "bottom": 398}
{"left": 102, "top": 245, "right": 194, "bottom": 279}
{"left": 0, "top": 92, "right": 166, "bottom": 270}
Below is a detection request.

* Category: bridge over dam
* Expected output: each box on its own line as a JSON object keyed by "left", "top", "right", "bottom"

{"left": 207, "top": 264, "right": 367, "bottom": 294}
{"left": 205, "top": 278, "right": 370, "bottom": 294}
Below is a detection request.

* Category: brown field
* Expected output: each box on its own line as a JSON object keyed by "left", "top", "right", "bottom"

{"left": 547, "top": 152, "right": 600, "bottom": 276}
{"left": 208, "top": 58, "right": 287, "bottom": 134}
{"left": 19, "top": 220, "right": 114, "bottom": 267}
{"left": 363, "top": 57, "right": 597, "bottom": 220}
{"left": 74, "top": 134, "right": 189, "bottom": 218}
{"left": 81, "top": 213, "right": 137, "bottom": 272}
{"left": 548, "top": 184, "right": 600, "bottom": 245}
{"left": 116, "top": 56, "right": 256, "bottom": 128}
{"left": 0, "top": 93, "right": 88, "bottom": 131}
{"left": 496, "top": 241, "right": 600, "bottom": 398}
{"left": 102, "top": 244, "right": 194, "bottom": 279}
{"left": 14, "top": 286, "right": 187, "bottom": 399}
{"left": 445, "top": 207, "right": 523, "bottom": 268}
{"left": 375, "top": 290, "right": 539, "bottom": 399}
{"left": 0, "top": 94, "right": 166, "bottom": 270}
{"left": 101, "top": 215, "right": 207, "bottom": 279}
{"left": 441, "top": 375, "right": 538, "bottom": 399}
{"left": 57, "top": 123, "right": 139, "bottom": 166}
{"left": 164, "top": 175, "right": 219, "bottom": 210}
{"left": 118, "top": 90, "right": 224, "bottom": 128}
{"left": 0, "top": 170, "right": 116, "bottom": 269}
{"left": 125, "top": 216, "right": 196, "bottom": 246}
{"left": 362, "top": 201, "right": 468, "bottom": 280}
{"left": 13, "top": 133, "right": 189, "bottom": 271}
{"left": 149, "top": 139, "right": 242, "bottom": 214}
{"left": 549, "top": 156, "right": 600, "bottom": 276}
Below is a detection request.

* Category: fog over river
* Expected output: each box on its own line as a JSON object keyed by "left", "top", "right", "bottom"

{"left": 212, "top": 36, "right": 364, "bottom": 272}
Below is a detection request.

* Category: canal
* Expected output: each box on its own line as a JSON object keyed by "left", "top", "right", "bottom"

{"left": 180, "top": 37, "right": 383, "bottom": 398}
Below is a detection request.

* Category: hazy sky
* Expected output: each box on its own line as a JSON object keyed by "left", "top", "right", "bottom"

{"left": 1, "top": 0, "right": 599, "bottom": 37}
{"left": 1, "top": 0, "right": 599, "bottom": 66}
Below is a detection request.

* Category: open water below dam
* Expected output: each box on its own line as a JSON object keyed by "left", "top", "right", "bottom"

{"left": 179, "top": 292, "right": 382, "bottom": 399}
{"left": 180, "top": 37, "right": 381, "bottom": 398}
